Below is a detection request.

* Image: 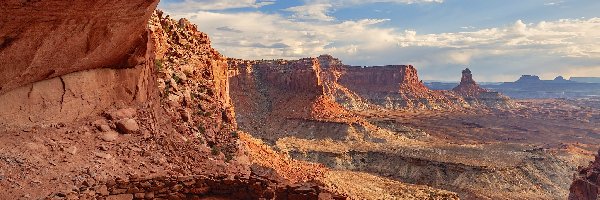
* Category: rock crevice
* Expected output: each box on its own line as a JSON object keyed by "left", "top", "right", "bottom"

{"left": 569, "top": 150, "right": 600, "bottom": 200}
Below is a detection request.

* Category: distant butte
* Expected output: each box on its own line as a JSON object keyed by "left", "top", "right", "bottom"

{"left": 452, "top": 68, "right": 489, "bottom": 97}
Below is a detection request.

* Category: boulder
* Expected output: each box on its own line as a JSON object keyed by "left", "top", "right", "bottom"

{"left": 106, "top": 108, "right": 137, "bottom": 120}
{"left": 116, "top": 118, "right": 139, "bottom": 134}
{"left": 100, "top": 131, "right": 119, "bottom": 142}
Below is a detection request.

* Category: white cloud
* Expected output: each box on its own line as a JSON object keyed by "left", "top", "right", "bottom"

{"left": 291, "top": 0, "right": 443, "bottom": 22}
{"left": 161, "top": 0, "right": 275, "bottom": 11}
{"left": 308, "top": 0, "right": 443, "bottom": 6}
{"left": 283, "top": 4, "right": 335, "bottom": 21}
{"left": 162, "top": 4, "right": 600, "bottom": 81}
{"left": 544, "top": 1, "right": 564, "bottom": 6}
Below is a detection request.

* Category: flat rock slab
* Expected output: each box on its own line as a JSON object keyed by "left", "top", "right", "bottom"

{"left": 100, "top": 131, "right": 119, "bottom": 142}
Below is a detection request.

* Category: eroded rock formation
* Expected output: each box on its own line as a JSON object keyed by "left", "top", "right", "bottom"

{"left": 230, "top": 55, "right": 514, "bottom": 112}
{"left": 452, "top": 68, "right": 488, "bottom": 97}
{"left": 336, "top": 64, "right": 460, "bottom": 110}
{"left": 0, "top": 4, "right": 342, "bottom": 199}
{"left": 0, "top": 0, "right": 160, "bottom": 128}
{"left": 451, "top": 68, "right": 515, "bottom": 108}
{"left": 228, "top": 58, "right": 353, "bottom": 143}
{"left": 228, "top": 56, "right": 558, "bottom": 199}
{"left": 569, "top": 150, "right": 600, "bottom": 200}
{"left": 0, "top": 0, "right": 159, "bottom": 94}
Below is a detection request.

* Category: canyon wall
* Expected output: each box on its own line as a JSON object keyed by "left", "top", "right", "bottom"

{"left": 228, "top": 58, "right": 325, "bottom": 121}
{"left": 0, "top": 0, "right": 159, "bottom": 94}
{"left": 228, "top": 58, "right": 351, "bottom": 143}
{"left": 0, "top": 0, "right": 160, "bottom": 128}
{"left": 315, "top": 55, "right": 463, "bottom": 110}
{"left": 228, "top": 55, "right": 553, "bottom": 199}
{"left": 228, "top": 56, "right": 518, "bottom": 146}
{"left": 569, "top": 150, "right": 599, "bottom": 200}
{"left": 336, "top": 65, "right": 463, "bottom": 110}
{"left": 231, "top": 55, "right": 513, "bottom": 113}
{"left": 0, "top": 2, "right": 344, "bottom": 199}
{"left": 287, "top": 148, "right": 576, "bottom": 199}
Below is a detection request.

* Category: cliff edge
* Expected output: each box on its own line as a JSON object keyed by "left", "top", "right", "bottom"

{"left": 569, "top": 150, "right": 600, "bottom": 200}
{"left": 0, "top": 3, "right": 342, "bottom": 198}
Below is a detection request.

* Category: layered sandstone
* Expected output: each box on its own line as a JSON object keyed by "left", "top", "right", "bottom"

{"left": 229, "top": 55, "right": 518, "bottom": 116}
{"left": 336, "top": 64, "right": 460, "bottom": 110}
{"left": 0, "top": 4, "right": 343, "bottom": 199}
{"left": 318, "top": 55, "right": 471, "bottom": 110}
{"left": 228, "top": 58, "right": 325, "bottom": 120}
{"left": 317, "top": 55, "right": 371, "bottom": 110}
{"left": 228, "top": 58, "right": 352, "bottom": 143}
{"left": 0, "top": 0, "right": 160, "bottom": 128}
{"left": 0, "top": 0, "right": 159, "bottom": 94}
{"left": 452, "top": 68, "right": 488, "bottom": 97}
{"left": 569, "top": 150, "right": 600, "bottom": 200}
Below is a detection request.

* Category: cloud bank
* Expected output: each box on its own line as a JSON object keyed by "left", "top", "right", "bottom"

{"left": 160, "top": 1, "right": 600, "bottom": 81}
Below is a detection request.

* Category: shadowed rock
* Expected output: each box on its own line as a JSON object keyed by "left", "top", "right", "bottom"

{"left": 569, "top": 150, "right": 600, "bottom": 200}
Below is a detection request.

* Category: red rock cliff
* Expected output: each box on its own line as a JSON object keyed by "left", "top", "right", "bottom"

{"left": 0, "top": 0, "right": 160, "bottom": 128}
{"left": 228, "top": 58, "right": 345, "bottom": 120}
{"left": 0, "top": 0, "right": 159, "bottom": 94}
{"left": 338, "top": 65, "right": 408, "bottom": 93}
{"left": 228, "top": 57, "right": 352, "bottom": 143}
{"left": 452, "top": 68, "right": 488, "bottom": 97}
{"left": 451, "top": 68, "right": 516, "bottom": 109}
{"left": 0, "top": 5, "right": 342, "bottom": 199}
{"left": 569, "top": 150, "right": 600, "bottom": 200}
{"left": 230, "top": 55, "right": 517, "bottom": 112}
{"left": 335, "top": 64, "right": 458, "bottom": 110}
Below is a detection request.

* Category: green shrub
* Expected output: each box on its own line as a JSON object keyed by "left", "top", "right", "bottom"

{"left": 230, "top": 131, "right": 239, "bottom": 138}
{"left": 211, "top": 146, "right": 220, "bottom": 155}
{"left": 194, "top": 132, "right": 205, "bottom": 144}
{"left": 154, "top": 59, "right": 163, "bottom": 71}
{"left": 163, "top": 83, "right": 171, "bottom": 97}
{"left": 172, "top": 73, "right": 182, "bottom": 84}
{"left": 224, "top": 152, "right": 234, "bottom": 162}
{"left": 197, "top": 123, "right": 205, "bottom": 134}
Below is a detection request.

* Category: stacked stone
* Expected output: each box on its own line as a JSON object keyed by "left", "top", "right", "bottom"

{"left": 49, "top": 169, "right": 345, "bottom": 199}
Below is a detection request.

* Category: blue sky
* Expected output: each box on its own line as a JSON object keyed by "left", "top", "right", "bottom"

{"left": 159, "top": 0, "right": 600, "bottom": 81}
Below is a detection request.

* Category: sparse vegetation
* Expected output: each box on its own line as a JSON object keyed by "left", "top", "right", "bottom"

{"left": 172, "top": 73, "right": 182, "bottom": 84}
{"left": 224, "top": 152, "right": 234, "bottom": 162}
{"left": 194, "top": 132, "right": 205, "bottom": 144}
{"left": 191, "top": 92, "right": 200, "bottom": 100}
{"left": 197, "top": 123, "right": 205, "bottom": 134}
{"left": 231, "top": 131, "right": 239, "bottom": 138}
{"left": 196, "top": 104, "right": 212, "bottom": 117}
{"left": 163, "top": 24, "right": 171, "bottom": 33}
{"left": 198, "top": 86, "right": 207, "bottom": 94}
{"left": 163, "top": 81, "right": 171, "bottom": 97}
{"left": 154, "top": 59, "right": 163, "bottom": 71}
{"left": 211, "top": 145, "right": 220, "bottom": 155}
